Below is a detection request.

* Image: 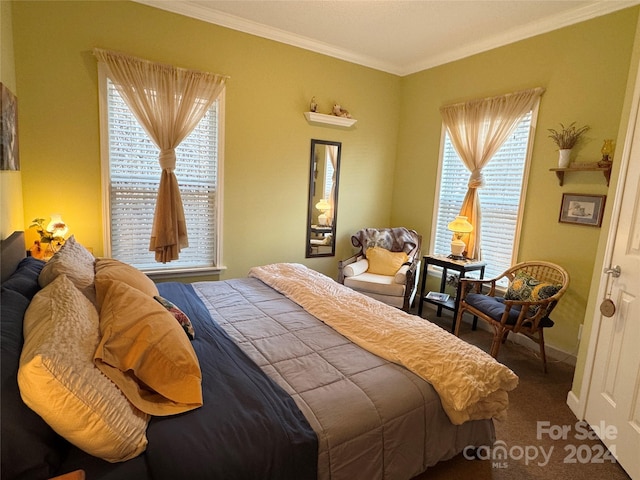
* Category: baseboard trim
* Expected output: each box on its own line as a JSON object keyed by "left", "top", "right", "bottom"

{"left": 566, "top": 390, "right": 583, "bottom": 419}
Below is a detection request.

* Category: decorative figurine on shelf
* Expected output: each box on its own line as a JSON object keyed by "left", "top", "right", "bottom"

{"left": 599, "top": 139, "right": 615, "bottom": 167}
{"left": 309, "top": 96, "right": 318, "bottom": 113}
{"left": 332, "top": 103, "right": 352, "bottom": 118}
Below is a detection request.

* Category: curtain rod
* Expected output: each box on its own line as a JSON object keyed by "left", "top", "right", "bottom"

{"left": 441, "top": 87, "right": 545, "bottom": 110}
{"left": 92, "top": 47, "right": 230, "bottom": 80}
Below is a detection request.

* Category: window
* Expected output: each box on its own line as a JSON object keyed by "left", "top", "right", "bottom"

{"left": 431, "top": 111, "right": 534, "bottom": 282}
{"left": 99, "top": 72, "right": 224, "bottom": 272}
{"left": 323, "top": 149, "right": 334, "bottom": 200}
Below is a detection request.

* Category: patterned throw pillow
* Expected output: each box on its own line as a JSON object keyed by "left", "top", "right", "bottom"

{"left": 154, "top": 295, "right": 196, "bottom": 340}
{"left": 505, "top": 271, "right": 561, "bottom": 303}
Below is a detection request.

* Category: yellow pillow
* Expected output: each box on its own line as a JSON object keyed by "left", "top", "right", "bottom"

{"left": 94, "top": 278, "right": 203, "bottom": 416}
{"left": 366, "top": 246, "right": 409, "bottom": 276}
{"left": 95, "top": 258, "right": 159, "bottom": 309}
{"left": 18, "top": 275, "right": 149, "bottom": 462}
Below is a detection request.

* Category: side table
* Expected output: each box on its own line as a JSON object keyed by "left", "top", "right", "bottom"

{"left": 418, "top": 254, "right": 486, "bottom": 333}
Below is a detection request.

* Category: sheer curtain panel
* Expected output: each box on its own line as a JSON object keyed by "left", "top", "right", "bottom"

{"left": 94, "top": 48, "right": 228, "bottom": 263}
{"left": 439, "top": 87, "right": 544, "bottom": 259}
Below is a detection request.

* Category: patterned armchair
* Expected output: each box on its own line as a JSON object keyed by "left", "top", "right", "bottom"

{"left": 338, "top": 227, "right": 422, "bottom": 311}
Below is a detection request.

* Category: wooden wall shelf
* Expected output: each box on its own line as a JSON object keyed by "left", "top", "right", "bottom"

{"left": 304, "top": 111, "right": 357, "bottom": 128}
{"left": 549, "top": 162, "right": 611, "bottom": 186}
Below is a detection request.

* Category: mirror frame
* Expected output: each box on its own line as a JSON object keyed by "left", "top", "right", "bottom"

{"left": 306, "top": 139, "right": 342, "bottom": 258}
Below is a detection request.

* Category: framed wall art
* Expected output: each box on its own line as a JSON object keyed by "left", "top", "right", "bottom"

{"left": 1, "top": 82, "right": 20, "bottom": 171}
{"left": 559, "top": 193, "right": 606, "bottom": 227}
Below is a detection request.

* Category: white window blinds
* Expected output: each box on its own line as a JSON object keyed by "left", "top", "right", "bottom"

{"left": 105, "top": 78, "right": 221, "bottom": 271}
{"left": 432, "top": 111, "right": 533, "bottom": 281}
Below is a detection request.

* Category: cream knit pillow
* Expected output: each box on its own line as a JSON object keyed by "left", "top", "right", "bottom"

{"left": 18, "top": 274, "right": 149, "bottom": 462}
{"left": 38, "top": 235, "right": 96, "bottom": 303}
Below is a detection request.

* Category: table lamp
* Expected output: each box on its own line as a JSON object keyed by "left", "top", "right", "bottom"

{"left": 447, "top": 215, "right": 473, "bottom": 260}
{"left": 47, "top": 214, "right": 69, "bottom": 253}
{"left": 315, "top": 199, "right": 331, "bottom": 226}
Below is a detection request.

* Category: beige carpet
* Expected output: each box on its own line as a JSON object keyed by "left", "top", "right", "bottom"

{"left": 411, "top": 305, "right": 631, "bottom": 480}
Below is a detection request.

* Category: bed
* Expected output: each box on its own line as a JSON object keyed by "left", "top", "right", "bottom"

{"left": 1, "top": 231, "right": 518, "bottom": 480}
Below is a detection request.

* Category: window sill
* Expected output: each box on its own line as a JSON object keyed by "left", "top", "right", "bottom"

{"left": 144, "top": 265, "right": 227, "bottom": 281}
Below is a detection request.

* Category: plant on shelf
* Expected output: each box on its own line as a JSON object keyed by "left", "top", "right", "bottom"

{"left": 547, "top": 122, "right": 590, "bottom": 149}
{"left": 548, "top": 122, "right": 590, "bottom": 168}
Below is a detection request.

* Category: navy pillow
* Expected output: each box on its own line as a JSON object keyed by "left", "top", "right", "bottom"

{"left": 1, "top": 257, "right": 46, "bottom": 300}
{"left": 1, "top": 284, "right": 68, "bottom": 479}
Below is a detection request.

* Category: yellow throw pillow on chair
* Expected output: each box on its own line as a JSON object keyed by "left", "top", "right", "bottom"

{"left": 366, "top": 246, "right": 409, "bottom": 276}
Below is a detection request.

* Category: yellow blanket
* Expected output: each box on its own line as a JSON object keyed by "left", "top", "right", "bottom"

{"left": 249, "top": 263, "right": 518, "bottom": 425}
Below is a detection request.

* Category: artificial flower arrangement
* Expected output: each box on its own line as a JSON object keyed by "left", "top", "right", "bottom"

{"left": 29, "top": 216, "right": 68, "bottom": 259}
{"left": 547, "top": 122, "right": 590, "bottom": 149}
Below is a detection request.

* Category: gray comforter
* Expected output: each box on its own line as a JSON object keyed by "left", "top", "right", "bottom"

{"left": 192, "top": 277, "right": 495, "bottom": 480}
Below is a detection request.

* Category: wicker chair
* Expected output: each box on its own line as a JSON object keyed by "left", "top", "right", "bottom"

{"left": 454, "top": 261, "right": 569, "bottom": 372}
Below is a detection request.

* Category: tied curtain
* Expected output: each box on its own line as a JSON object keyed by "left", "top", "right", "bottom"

{"left": 94, "top": 48, "right": 227, "bottom": 263}
{"left": 440, "top": 87, "right": 544, "bottom": 260}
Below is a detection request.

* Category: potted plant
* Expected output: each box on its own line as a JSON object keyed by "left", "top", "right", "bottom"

{"left": 548, "top": 122, "right": 590, "bottom": 167}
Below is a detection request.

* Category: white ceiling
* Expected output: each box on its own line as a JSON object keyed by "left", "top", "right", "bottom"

{"left": 136, "top": 0, "right": 639, "bottom": 76}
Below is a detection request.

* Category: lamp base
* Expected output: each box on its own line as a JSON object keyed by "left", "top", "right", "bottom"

{"left": 447, "top": 253, "right": 467, "bottom": 261}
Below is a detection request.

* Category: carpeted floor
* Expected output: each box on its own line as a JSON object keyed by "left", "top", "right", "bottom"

{"left": 410, "top": 305, "right": 632, "bottom": 480}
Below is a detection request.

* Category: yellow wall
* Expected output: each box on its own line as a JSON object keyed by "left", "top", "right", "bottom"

{"left": 571, "top": 14, "right": 640, "bottom": 399}
{"left": 0, "top": 0, "right": 25, "bottom": 240}
{"left": 393, "top": 8, "right": 639, "bottom": 353}
{"left": 10, "top": 0, "right": 400, "bottom": 279}
{"left": 8, "top": 1, "right": 640, "bottom": 356}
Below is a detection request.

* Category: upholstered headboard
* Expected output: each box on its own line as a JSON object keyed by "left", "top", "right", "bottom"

{"left": 1, "top": 231, "right": 26, "bottom": 283}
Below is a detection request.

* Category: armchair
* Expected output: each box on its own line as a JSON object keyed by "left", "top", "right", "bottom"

{"left": 454, "top": 261, "right": 569, "bottom": 372}
{"left": 338, "top": 227, "right": 422, "bottom": 311}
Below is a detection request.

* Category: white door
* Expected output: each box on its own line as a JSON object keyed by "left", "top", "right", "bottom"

{"left": 583, "top": 67, "right": 640, "bottom": 479}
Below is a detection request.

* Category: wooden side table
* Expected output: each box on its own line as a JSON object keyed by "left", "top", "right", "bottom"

{"left": 418, "top": 254, "right": 486, "bottom": 333}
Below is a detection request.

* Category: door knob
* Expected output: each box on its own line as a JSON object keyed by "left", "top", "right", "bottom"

{"left": 603, "top": 265, "right": 621, "bottom": 278}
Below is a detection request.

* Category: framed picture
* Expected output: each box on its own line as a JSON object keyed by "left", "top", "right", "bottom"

{"left": 1, "top": 82, "right": 20, "bottom": 171}
{"left": 559, "top": 193, "right": 606, "bottom": 227}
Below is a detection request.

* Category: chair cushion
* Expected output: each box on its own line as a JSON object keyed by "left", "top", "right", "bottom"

{"left": 394, "top": 264, "right": 410, "bottom": 284}
{"left": 344, "top": 272, "right": 406, "bottom": 297}
{"left": 504, "top": 271, "right": 561, "bottom": 303}
{"left": 357, "top": 291, "right": 405, "bottom": 308}
{"left": 465, "top": 294, "right": 555, "bottom": 328}
{"left": 465, "top": 294, "right": 521, "bottom": 325}
{"left": 366, "top": 247, "right": 408, "bottom": 276}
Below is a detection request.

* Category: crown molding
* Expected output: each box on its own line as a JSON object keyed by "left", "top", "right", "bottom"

{"left": 401, "top": 1, "right": 640, "bottom": 76}
{"left": 134, "top": 0, "right": 640, "bottom": 77}
{"left": 134, "top": 0, "right": 403, "bottom": 74}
